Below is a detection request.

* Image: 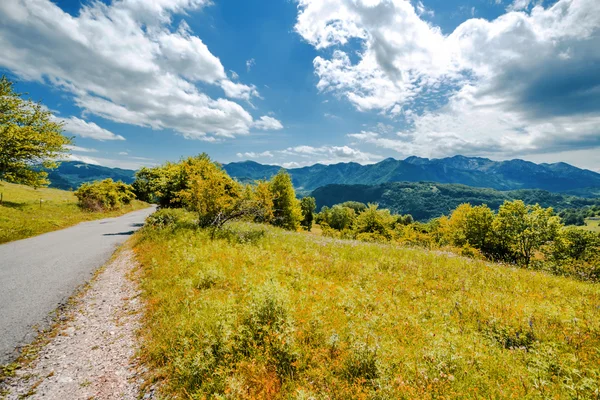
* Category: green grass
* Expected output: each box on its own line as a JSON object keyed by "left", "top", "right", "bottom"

{"left": 0, "top": 181, "right": 148, "bottom": 244}
{"left": 583, "top": 218, "right": 600, "bottom": 233}
{"left": 134, "top": 216, "right": 600, "bottom": 399}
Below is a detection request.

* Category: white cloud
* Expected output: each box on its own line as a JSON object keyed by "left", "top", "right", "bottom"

{"left": 59, "top": 117, "right": 125, "bottom": 141}
{"left": 118, "top": 151, "right": 129, "bottom": 156}
{"left": 0, "top": 0, "right": 278, "bottom": 142}
{"left": 67, "top": 154, "right": 154, "bottom": 170}
{"left": 507, "top": 0, "right": 532, "bottom": 11}
{"left": 65, "top": 145, "right": 98, "bottom": 153}
{"left": 246, "top": 58, "right": 256, "bottom": 72}
{"left": 67, "top": 154, "right": 101, "bottom": 165}
{"left": 253, "top": 116, "right": 284, "bottom": 131}
{"left": 236, "top": 151, "right": 274, "bottom": 158}
{"left": 296, "top": 0, "right": 600, "bottom": 165}
{"left": 281, "top": 145, "right": 381, "bottom": 164}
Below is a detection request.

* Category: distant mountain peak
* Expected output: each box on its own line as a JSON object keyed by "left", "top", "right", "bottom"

{"left": 224, "top": 155, "right": 600, "bottom": 197}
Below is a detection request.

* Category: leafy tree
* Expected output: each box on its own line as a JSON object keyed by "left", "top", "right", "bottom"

{"left": 300, "top": 196, "right": 316, "bottom": 231}
{"left": 252, "top": 180, "right": 275, "bottom": 223}
{"left": 177, "top": 154, "right": 243, "bottom": 228}
{"left": 0, "top": 76, "right": 72, "bottom": 187}
{"left": 133, "top": 166, "right": 164, "bottom": 203}
{"left": 329, "top": 205, "right": 356, "bottom": 230}
{"left": 464, "top": 205, "right": 495, "bottom": 256}
{"left": 270, "top": 170, "right": 301, "bottom": 231}
{"left": 354, "top": 203, "right": 394, "bottom": 241}
{"left": 493, "top": 200, "right": 562, "bottom": 267}
{"left": 340, "top": 201, "right": 367, "bottom": 214}
{"left": 75, "top": 179, "right": 135, "bottom": 211}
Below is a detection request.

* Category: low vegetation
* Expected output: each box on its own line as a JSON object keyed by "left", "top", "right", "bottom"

{"left": 134, "top": 214, "right": 600, "bottom": 399}
{"left": 132, "top": 155, "right": 600, "bottom": 398}
{"left": 311, "top": 182, "right": 600, "bottom": 221}
{"left": 0, "top": 181, "right": 147, "bottom": 243}
{"left": 317, "top": 201, "right": 600, "bottom": 282}
{"left": 74, "top": 178, "right": 136, "bottom": 211}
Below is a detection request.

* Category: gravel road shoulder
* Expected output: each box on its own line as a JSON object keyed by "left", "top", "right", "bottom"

{"left": 1, "top": 249, "right": 147, "bottom": 399}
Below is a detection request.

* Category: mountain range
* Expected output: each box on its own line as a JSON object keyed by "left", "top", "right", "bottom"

{"left": 46, "top": 156, "right": 600, "bottom": 200}
{"left": 45, "top": 161, "right": 136, "bottom": 190}
{"left": 223, "top": 156, "right": 600, "bottom": 197}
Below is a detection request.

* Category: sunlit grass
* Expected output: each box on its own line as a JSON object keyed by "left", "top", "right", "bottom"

{"left": 583, "top": 218, "right": 600, "bottom": 233}
{"left": 0, "top": 181, "right": 148, "bottom": 243}
{"left": 134, "top": 214, "right": 600, "bottom": 399}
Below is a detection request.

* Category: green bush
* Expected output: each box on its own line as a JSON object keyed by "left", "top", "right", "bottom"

{"left": 145, "top": 208, "right": 189, "bottom": 229}
{"left": 74, "top": 178, "right": 135, "bottom": 211}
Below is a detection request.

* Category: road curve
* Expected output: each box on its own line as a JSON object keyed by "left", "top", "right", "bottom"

{"left": 0, "top": 206, "right": 156, "bottom": 365}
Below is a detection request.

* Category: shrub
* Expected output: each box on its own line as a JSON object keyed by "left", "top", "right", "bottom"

{"left": 145, "top": 208, "right": 189, "bottom": 229}
{"left": 74, "top": 178, "right": 135, "bottom": 211}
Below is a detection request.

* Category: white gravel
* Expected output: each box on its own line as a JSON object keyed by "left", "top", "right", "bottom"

{"left": 2, "top": 250, "right": 146, "bottom": 399}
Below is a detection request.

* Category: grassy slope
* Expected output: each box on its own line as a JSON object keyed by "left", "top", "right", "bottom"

{"left": 0, "top": 181, "right": 147, "bottom": 244}
{"left": 583, "top": 218, "right": 600, "bottom": 233}
{"left": 134, "top": 219, "right": 600, "bottom": 399}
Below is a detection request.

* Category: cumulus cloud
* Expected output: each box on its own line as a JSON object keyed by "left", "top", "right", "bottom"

{"left": 59, "top": 117, "right": 125, "bottom": 141}
{"left": 253, "top": 116, "right": 284, "bottom": 131}
{"left": 236, "top": 151, "right": 274, "bottom": 158}
{"left": 281, "top": 145, "right": 381, "bottom": 164}
{"left": 0, "top": 0, "right": 280, "bottom": 141}
{"left": 296, "top": 0, "right": 600, "bottom": 163}
{"left": 65, "top": 145, "right": 98, "bottom": 153}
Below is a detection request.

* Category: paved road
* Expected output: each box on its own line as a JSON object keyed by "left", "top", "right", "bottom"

{"left": 0, "top": 206, "right": 155, "bottom": 365}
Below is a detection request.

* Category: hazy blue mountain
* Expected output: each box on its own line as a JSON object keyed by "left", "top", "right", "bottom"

{"left": 46, "top": 161, "right": 136, "bottom": 190}
{"left": 223, "top": 156, "right": 600, "bottom": 196}
{"left": 311, "top": 182, "right": 600, "bottom": 221}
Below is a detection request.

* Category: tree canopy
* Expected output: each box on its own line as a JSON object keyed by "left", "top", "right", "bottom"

{"left": 0, "top": 76, "right": 71, "bottom": 187}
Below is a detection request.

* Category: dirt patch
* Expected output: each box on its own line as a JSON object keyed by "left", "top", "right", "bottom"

{"left": 1, "top": 250, "right": 146, "bottom": 399}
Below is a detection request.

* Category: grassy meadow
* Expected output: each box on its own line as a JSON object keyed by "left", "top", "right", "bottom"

{"left": 583, "top": 218, "right": 600, "bottom": 233}
{"left": 0, "top": 181, "right": 148, "bottom": 244}
{"left": 134, "top": 215, "right": 600, "bottom": 399}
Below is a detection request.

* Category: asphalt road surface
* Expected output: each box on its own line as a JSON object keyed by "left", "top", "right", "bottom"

{"left": 0, "top": 206, "right": 155, "bottom": 365}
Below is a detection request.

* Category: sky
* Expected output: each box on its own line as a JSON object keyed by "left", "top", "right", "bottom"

{"left": 0, "top": 0, "right": 599, "bottom": 172}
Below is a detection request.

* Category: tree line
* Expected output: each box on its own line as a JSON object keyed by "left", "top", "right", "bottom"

{"left": 132, "top": 153, "right": 599, "bottom": 283}
{"left": 316, "top": 201, "right": 600, "bottom": 282}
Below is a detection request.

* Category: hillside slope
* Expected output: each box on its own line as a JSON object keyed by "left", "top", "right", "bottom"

{"left": 224, "top": 156, "right": 600, "bottom": 196}
{"left": 311, "top": 182, "right": 600, "bottom": 221}
{"left": 45, "top": 161, "right": 136, "bottom": 190}
{"left": 134, "top": 218, "right": 600, "bottom": 399}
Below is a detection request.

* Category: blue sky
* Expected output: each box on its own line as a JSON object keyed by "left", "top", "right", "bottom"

{"left": 1, "top": 0, "right": 599, "bottom": 171}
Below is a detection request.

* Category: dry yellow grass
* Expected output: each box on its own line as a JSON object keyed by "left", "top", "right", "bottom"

{"left": 134, "top": 216, "right": 600, "bottom": 399}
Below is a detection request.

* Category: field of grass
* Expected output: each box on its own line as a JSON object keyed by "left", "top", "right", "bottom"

{"left": 134, "top": 215, "right": 600, "bottom": 399}
{"left": 583, "top": 218, "right": 600, "bottom": 233}
{"left": 0, "top": 181, "right": 148, "bottom": 244}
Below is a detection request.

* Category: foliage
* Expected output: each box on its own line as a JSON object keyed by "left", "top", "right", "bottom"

{"left": 493, "top": 201, "right": 562, "bottom": 267}
{"left": 134, "top": 219, "right": 600, "bottom": 399}
{"left": 0, "top": 76, "right": 71, "bottom": 187}
{"left": 328, "top": 205, "right": 356, "bottom": 230}
{"left": 339, "top": 201, "right": 367, "bottom": 214}
{"left": 269, "top": 170, "right": 302, "bottom": 231}
{"left": 0, "top": 181, "right": 147, "bottom": 244}
{"left": 316, "top": 198, "right": 599, "bottom": 281}
{"left": 312, "top": 182, "right": 600, "bottom": 222}
{"left": 354, "top": 203, "right": 395, "bottom": 241}
{"left": 300, "top": 196, "right": 316, "bottom": 231}
{"left": 74, "top": 178, "right": 135, "bottom": 211}
{"left": 145, "top": 208, "right": 191, "bottom": 229}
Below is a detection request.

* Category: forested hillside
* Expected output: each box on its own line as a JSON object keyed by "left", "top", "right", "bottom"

{"left": 312, "top": 182, "right": 600, "bottom": 221}
{"left": 224, "top": 156, "right": 600, "bottom": 196}
{"left": 44, "top": 161, "right": 136, "bottom": 190}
